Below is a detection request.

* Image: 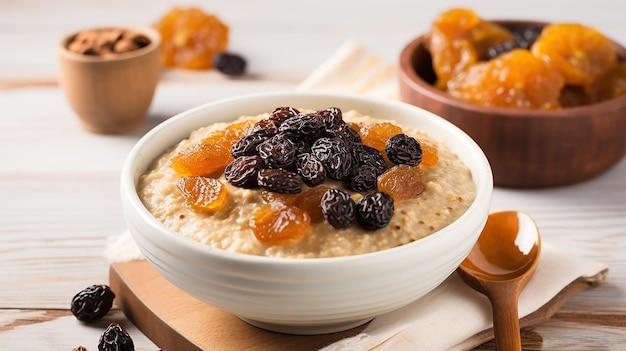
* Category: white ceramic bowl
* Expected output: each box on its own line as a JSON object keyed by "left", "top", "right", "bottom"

{"left": 120, "top": 92, "right": 493, "bottom": 335}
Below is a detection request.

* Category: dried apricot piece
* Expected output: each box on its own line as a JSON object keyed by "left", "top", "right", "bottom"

{"left": 359, "top": 122, "right": 403, "bottom": 166}
{"left": 177, "top": 176, "right": 229, "bottom": 212}
{"left": 294, "top": 186, "right": 330, "bottom": 223}
{"left": 224, "top": 120, "right": 255, "bottom": 147}
{"left": 447, "top": 49, "right": 565, "bottom": 109}
{"left": 420, "top": 142, "right": 439, "bottom": 168}
{"left": 531, "top": 23, "right": 617, "bottom": 87}
{"left": 377, "top": 164, "right": 425, "bottom": 202}
{"left": 359, "top": 122, "right": 403, "bottom": 154}
{"left": 170, "top": 140, "right": 233, "bottom": 177}
{"left": 249, "top": 202, "right": 311, "bottom": 245}
{"left": 261, "top": 190, "right": 298, "bottom": 206}
{"left": 589, "top": 62, "right": 626, "bottom": 102}
{"left": 472, "top": 20, "right": 516, "bottom": 60}
{"left": 154, "top": 7, "right": 229, "bottom": 69}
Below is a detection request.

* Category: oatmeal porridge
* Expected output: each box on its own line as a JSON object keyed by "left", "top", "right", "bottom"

{"left": 138, "top": 107, "right": 476, "bottom": 258}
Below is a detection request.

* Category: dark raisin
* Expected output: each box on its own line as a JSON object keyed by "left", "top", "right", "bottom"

{"left": 486, "top": 40, "right": 517, "bottom": 60}
{"left": 98, "top": 323, "right": 134, "bottom": 351}
{"left": 295, "top": 153, "right": 326, "bottom": 187}
{"left": 213, "top": 52, "right": 247, "bottom": 76}
{"left": 231, "top": 133, "right": 267, "bottom": 157}
{"left": 269, "top": 106, "right": 300, "bottom": 126}
{"left": 514, "top": 26, "right": 542, "bottom": 49}
{"left": 356, "top": 191, "right": 394, "bottom": 230}
{"left": 311, "top": 137, "right": 353, "bottom": 180}
{"left": 385, "top": 134, "right": 422, "bottom": 166}
{"left": 325, "top": 123, "right": 361, "bottom": 144}
{"left": 294, "top": 137, "right": 311, "bottom": 155}
{"left": 320, "top": 188, "right": 356, "bottom": 229}
{"left": 346, "top": 165, "right": 379, "bottom": 193}
{"left": 71, "top": 284, "right": 115, "bottom": 322}
{"left": 258, "top": 132, "right": 297, "bottom": 169}
{"left": 351, "top": 144, "right": 387, "bottom": 175}
{"left": 278, "top": 112, "right": 326, "bottom": 139}
{"left": 224, "top": 155, "right": 264, "bottom": 188}
{"left": 249, "top": 119, "right": 278, "bottom": 137}
{"left": 485, "top": 27, "right": 543, "bottom": 60}
{"left": 318, "top": 107, "right": 344, "bottom": 129}
{"left": 257, "top": 168, "right": 303, "bottom": 194}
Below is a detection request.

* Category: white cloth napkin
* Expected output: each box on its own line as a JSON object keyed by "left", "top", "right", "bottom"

{"left": 108, "top": 40, "right": 609, "bottom": 351}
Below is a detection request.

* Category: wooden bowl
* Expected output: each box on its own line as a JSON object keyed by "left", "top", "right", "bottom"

{"left": 57, "top": 27, "right": 161, "bottom": 134}
{"left": 398, "top": 20, "right": 626, "bottom": 188}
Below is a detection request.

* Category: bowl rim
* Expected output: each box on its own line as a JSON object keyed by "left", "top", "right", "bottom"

{"left": 121, "top": 91, "right": 493, "bottom": 265}
{"left": 398, "top": 19, "right": 626, "bottom": 118}
{"left": 57, "top": 26, "right": 161, "bottom": 62}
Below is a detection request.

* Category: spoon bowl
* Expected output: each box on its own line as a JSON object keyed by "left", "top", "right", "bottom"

{"left": 458, "top": 211, "right": 541, "bottom": 351}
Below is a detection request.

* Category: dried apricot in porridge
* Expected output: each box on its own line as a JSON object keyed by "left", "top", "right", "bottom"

{"left": 425, "top": 8, "right": 626, "bottom": 108}
{"left": 138, "top": 108, "right": 476, "bottom": 258}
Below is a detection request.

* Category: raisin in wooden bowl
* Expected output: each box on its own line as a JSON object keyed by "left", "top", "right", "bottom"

{"left": 399, "top": 19, "right": 626, "bottom": 188}
{"left": 120, "top": 91, "right": 492, "bottom": 335}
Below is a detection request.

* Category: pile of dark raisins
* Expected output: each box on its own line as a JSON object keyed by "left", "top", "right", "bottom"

{"left": 224, "top": 106, "right": 423, "bottom": 231}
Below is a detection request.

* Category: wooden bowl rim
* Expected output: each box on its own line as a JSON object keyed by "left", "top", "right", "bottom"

{"left": 398, "top": 19, "right": 626, "bottom": 118}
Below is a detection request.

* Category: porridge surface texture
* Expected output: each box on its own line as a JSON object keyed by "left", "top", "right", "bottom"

{"left": 138, "top": 110, "right": 476, "bottom": 258}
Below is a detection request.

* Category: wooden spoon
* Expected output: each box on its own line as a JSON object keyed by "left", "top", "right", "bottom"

{"left": 458, "top": 211, "right": 542, "bottom": 351}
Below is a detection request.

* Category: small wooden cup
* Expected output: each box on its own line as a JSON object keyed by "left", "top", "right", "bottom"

{"left": 398, "top": 20, "right": 626, "bottom": 188}
{"left": 57, "top": 27, "right": 161, "bottom": 134}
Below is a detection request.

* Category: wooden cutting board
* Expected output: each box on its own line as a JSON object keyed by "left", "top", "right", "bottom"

{"left": 109, "top": 260, "right": 367, "bottom": 351}
{"left": 109, "top": 260, "right": 607, "bottom": 351}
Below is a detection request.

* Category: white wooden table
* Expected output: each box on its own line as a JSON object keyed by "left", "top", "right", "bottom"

{"left": 1, "top": 1, "right": 625, "bottom": 349}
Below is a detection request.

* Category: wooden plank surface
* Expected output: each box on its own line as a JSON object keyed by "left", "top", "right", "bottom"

{"left": 1, "top": 0, "right": 626, "bottom": 350}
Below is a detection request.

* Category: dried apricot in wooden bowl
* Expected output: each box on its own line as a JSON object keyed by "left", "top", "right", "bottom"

{"left": 399, "top": 19, "right": 626, "bottom": 188}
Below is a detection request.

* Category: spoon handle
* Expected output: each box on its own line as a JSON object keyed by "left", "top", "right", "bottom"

{"left": 487, "top": 285, "right": 522, "bottom": 351}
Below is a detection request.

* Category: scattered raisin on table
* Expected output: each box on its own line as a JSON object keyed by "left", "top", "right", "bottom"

{"left": 213, "top": 52, "right": 247, "bottom": 76}
{"left": 356, "top": 191, "right": 395, "bottom": 230}
{"left": 71, "top": 284, "right": 115, "bottom": 322}
{"left": 320, "top": 188, "right": 356, "bottom": 229}
{"left": 98, "top": 323, "right": 134, "bottom": 351}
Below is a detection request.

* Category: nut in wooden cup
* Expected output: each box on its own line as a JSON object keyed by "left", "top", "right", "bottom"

{"left": 57, "top": 27, "right": 161, "bottom": 134}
